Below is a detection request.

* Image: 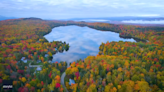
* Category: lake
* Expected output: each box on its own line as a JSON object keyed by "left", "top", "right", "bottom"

{"left": 44, "top": 25, "right": 135, "bottom": 63}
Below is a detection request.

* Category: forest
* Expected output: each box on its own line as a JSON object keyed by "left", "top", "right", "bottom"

{"left": 0, "top": 18, "right": 164, "bottom": 92}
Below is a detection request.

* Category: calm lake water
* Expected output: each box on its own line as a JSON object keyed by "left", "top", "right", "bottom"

{"left": 44, "top": 25, "right": 135, "bottom": 63}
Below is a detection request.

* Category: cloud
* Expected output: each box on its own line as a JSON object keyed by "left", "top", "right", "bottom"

{"left": 0, "top": 0, "right": 163, "bottom": 19}
{"left": 16, "top": 0, "right": 24, "bottom": 2}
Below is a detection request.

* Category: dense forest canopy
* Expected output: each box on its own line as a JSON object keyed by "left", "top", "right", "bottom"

{"left": 0, "top": 18, "right": 164, "bottom": 92}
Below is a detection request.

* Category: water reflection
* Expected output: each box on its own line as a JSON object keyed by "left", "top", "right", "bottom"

{"left": 44, "top": 25, "right": 135, "bottom": 63}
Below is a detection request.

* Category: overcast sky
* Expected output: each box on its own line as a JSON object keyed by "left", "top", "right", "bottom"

{"left": 0, "top": 0, "right": 163, "bottom": 19}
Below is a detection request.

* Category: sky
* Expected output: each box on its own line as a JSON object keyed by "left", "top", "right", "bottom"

{"left": 0, "top": 0, "right": 164, "bottom": 19}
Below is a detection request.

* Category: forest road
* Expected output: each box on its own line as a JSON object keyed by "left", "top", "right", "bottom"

{"left": 61, "top": 62, "right": 70, "bottom": 92}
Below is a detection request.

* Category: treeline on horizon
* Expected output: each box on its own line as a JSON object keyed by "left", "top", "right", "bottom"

{"left": 0, "top": 18, "right": 164, "bottom": 92}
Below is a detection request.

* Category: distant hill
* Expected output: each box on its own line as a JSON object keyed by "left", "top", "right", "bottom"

{"left": 67, "top": 17, "right": 164, "bottom": 26}
{"left": 0, "top": 15, "right": 17, "bottom": 21}
{"left": 21, "top": 17, "right": 43, "bottom": 20}
{"left": 68, "top": 17, "right": 164, "bottom": 21}
{"left": 0, "top": 16, "right": 43, "bottom": 21}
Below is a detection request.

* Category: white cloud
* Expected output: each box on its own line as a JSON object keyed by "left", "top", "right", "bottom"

{"left": 16, "top": 0, "right": 23, "bottom": 2}
{"left": 0, "top": 0, "right": 164, "bottom": 19}
{"left": 133, "top": 3, "right": 145, "bottom": 5}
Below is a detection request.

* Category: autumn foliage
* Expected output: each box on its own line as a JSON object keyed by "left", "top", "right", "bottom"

{"left": 0, "top": 18, "right": 164, "bottom": 92}
{"left": 0, "top": 18, "right": 68, "bottom": 92}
